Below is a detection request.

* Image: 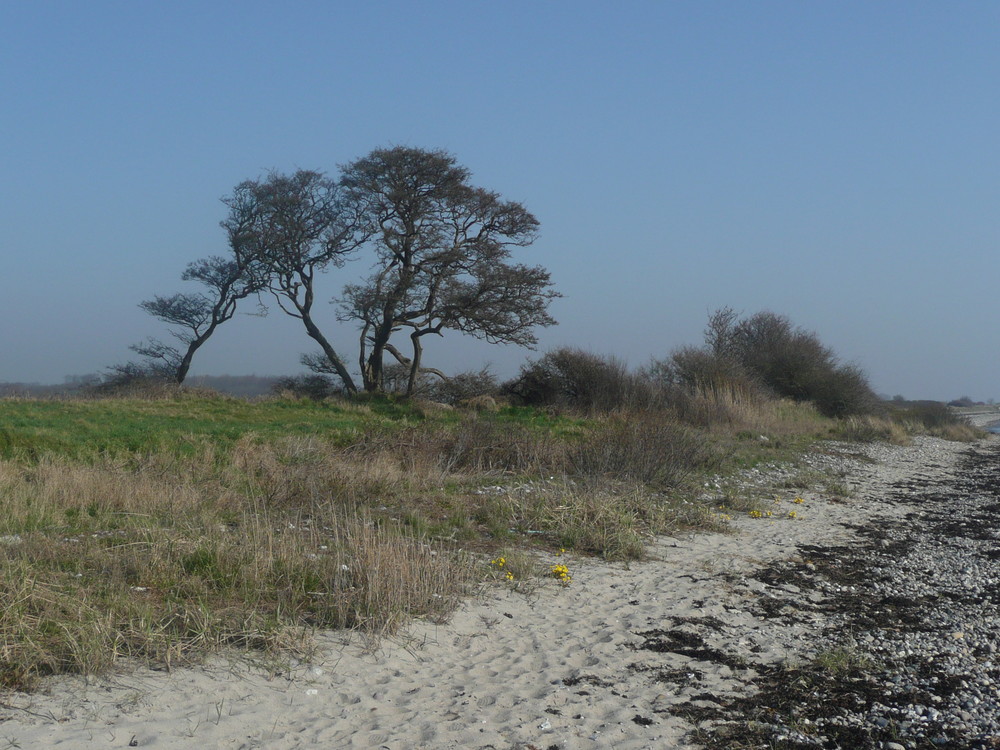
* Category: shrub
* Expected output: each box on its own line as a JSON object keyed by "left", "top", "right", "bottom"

{"left": 570, "top": 416, "right": 715, "bottom": 488}
{"left": 423, "top": 367, "right": 500, "bottom": 405}
{"left": 644, "top": 347, "right": 770, "bottom": 426}
{"left": 648, "top": 345, "right": 759, "bottom": 396}
{"left": 806, "top": 363, "right": 881, "bottom": 419}
{"left": 503, "top": 348, "right": 655, "bottom": 413}
{"left": 889, "top": 401, "right": 980, "bottom": 442}
{"left": 271, "top": 374, "right": 341, "bottom": 400}
{"left": 899, "top": 401, "right": 968, "bottom": 429}
{"left": 87, "top": 362, "right": 177, "bottom": 397}
{"left": 692, "top": 309, "right": 880, "bottom": 418}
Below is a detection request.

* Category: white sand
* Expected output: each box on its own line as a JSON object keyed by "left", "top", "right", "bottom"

{"left": 0, "top": 435, "right": 983, "bottom": 749}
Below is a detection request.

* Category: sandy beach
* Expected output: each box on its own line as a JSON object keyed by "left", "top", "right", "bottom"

{"left": 1, "top": 430, "right": 994, "bottom": 749}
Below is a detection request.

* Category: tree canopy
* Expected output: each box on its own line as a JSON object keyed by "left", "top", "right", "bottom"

{"left": 132, "top": 255, "right": 262, "bottom": 383}
{"left": 338, "top": 146, "right": 559, "bottom": 393}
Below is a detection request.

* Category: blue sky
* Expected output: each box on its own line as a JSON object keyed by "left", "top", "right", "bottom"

{"left": 3, "top": 2, "right": 998, "bottom": 399}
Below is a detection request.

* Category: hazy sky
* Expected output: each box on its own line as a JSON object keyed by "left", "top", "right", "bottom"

{"left": 3, "top": 2, "right": 998, "bottom": 400}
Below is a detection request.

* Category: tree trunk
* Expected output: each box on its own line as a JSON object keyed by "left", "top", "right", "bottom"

{"left": 175, "top": 321, "right": 220, "bottom": 384}
{"left": 406, "top": 333, "right": 423, "bottom": 396}
{"left": 301, "top": 312, "right": 358, "bottom": 394}
{"left": 364, "top": 344, "right": 385, "bottom": 393}
{"left": 365, "top": 315, "right": 397, "bottom": 393}
{"left": 175, "top": 345, "right": 196, "bottom": 384}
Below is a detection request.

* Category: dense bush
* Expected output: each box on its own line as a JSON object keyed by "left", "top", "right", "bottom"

{"left": 502, "top": 348, "right": 656, "bottom": 412}
{"left": 649, "top": 345, "right": 756, "bottom": 393}
{"left": 663, "top": 308, "right": 880, "bottom": 419}
{"left": 570, "top": 417, "right": 716, "bottom": 488}
{"left": 423, "top": 367, "right": 500, "bottom": 406}
{"left": 947, "top": 396, "right": 976, "bottom": 408}
{"left": 891, "top": 401, "right": 968, "bottom": 430}
{"left": 805, "top": 362, "right": 880, "bottom": 419}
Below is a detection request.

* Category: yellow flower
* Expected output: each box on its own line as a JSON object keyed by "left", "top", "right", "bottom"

{"left": 787, "top": 510, "right": 799, "bottom": 519}
{"left": 793, "top": 497, "right": 805, "bottom": 504}
{"left": 550, "top": 563, "right": 572, "bottom": 585}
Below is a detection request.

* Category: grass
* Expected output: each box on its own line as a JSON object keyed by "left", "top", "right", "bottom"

{"left": 812, "top": 646, "right": 875, "bottom": 674}
{"left": 0, "top": 388, "right": 981, "bottom": 690}
{"left": 0, "top": 395, "right": 425, "bottom": 460}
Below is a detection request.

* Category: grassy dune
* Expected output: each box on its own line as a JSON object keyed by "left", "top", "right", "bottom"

{"left": 0, "top": 390, "right": 978, "bottom": 689}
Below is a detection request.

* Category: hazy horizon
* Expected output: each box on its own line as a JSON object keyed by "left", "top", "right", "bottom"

{"left": 4, "top": 3, "right": 999, "bottom": 402}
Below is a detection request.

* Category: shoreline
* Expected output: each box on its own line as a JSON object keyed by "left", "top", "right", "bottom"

{"left": 1, "top": 434, "right": 993, "bottom": 748}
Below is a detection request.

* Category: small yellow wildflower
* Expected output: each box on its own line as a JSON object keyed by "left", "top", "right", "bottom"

{"left": 551, "top": 563, "right": 572, "bottom": 585}
{"left": 490, "top": 557, "right": 506, "bottom": 569}
{"left": 748, "top": 510, "right": 763, "bottom": 518}
{"left": 788, "top": 510, "right": 799, "bottom": 519}
{"left": 505, "top": 570, "right": 515, "bottom": 581}
{"left": 793, "top": 497, "right": 805, "bottom": 504}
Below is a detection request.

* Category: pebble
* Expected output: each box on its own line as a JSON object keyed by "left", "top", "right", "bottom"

{"left": 700, "top": 436, "right": 1000, "bottom": 748}
{"left": 807, "top": 438, "right": 1000, "bottom": 746}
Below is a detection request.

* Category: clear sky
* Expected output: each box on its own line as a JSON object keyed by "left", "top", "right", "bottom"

{"left": 3, "top": 1, "right": 998, "bottom": 400}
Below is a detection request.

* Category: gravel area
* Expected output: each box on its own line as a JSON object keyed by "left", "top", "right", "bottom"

{"left": 684, "top": 435, "right": 1000, "bottom": 749}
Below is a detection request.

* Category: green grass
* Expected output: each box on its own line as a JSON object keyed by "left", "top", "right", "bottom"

{"left": 0, "top": 395, "right": 595, "bottom": 463}
{"left": 0, "top": 396, "right": 386, "bottom": 459}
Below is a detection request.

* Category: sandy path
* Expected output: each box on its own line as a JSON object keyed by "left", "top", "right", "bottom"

{"left": 0, "top": 435, "right": 981, "bottom": 749}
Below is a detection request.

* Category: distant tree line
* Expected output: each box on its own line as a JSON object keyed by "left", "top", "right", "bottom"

{"left": 113, "top": 146, "right": 559, "bottom": 395}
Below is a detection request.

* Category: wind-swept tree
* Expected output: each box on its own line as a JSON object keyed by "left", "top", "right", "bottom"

{"left": 221, "top": 170, "right": 366, "bottom": 394}
{"left": 133, "top": 255, "right": 262, "bottom": 383}
{"left": 338, "top": 146, "right": 559, "bottom": 394}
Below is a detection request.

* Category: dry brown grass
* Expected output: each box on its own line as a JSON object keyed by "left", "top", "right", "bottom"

{"left": 0, "top": 449, "right": 474, "bottom": 689}
{"left": 926, "top": 422, "right": 983, "bottom": 442}
{"left": 669, "top": 384, "right": 828, "bottom": 438}
{"left": 832, "top": 416, "right": 912, "bottom": 445}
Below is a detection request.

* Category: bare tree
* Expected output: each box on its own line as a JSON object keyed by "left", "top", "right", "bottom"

{"left": 338, "top": 146, "right": 559, "bottom": 394}
{"left": 134, "top": 255, "right": 261, "bottom": 383}
{"left": 221, "top": 170, "right": 366, "bottom": 394}
{"left": 703, "top": 306, "right": 740, "bottom": 357}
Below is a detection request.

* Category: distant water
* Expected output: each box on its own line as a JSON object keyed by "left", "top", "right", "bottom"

{"left": 986, "top": 422, "right": 1000, "bottom": 434}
